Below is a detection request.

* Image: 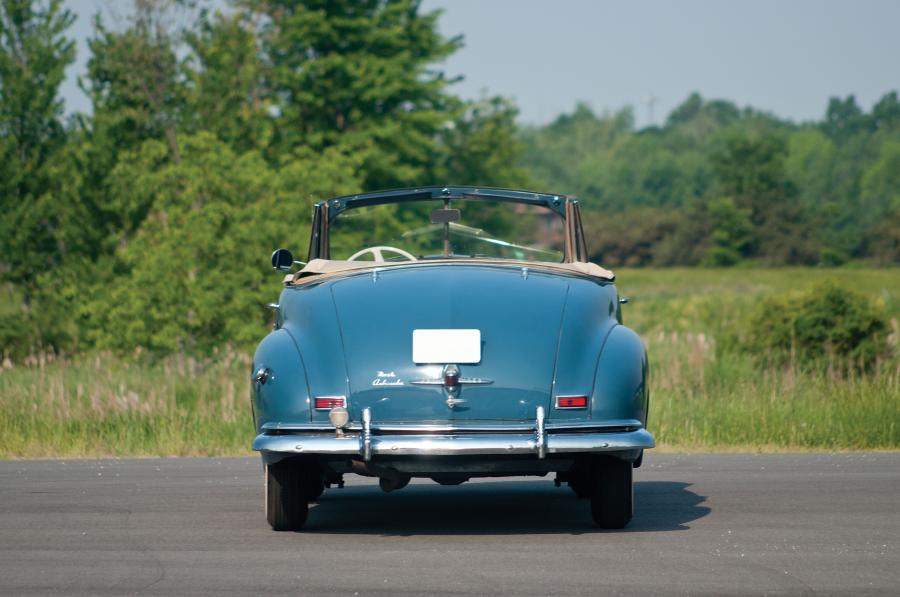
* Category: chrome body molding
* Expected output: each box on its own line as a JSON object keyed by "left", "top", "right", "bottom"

{"left": 252, "top": 427, "right": 655, "bottom": 458}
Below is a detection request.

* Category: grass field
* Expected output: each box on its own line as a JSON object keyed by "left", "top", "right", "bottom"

{"left": 1, "top": 268, "right": 898, "bottom": 458}
{"left": 620, "top": 268, "right": 899, "bottom": 451}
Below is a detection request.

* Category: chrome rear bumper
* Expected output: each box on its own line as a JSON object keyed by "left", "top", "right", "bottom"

{"left": 253, "top": 407, "right": 654, "bottom": 461}
{"left": 253, "top": 428, "right": 654, "bottom": 458}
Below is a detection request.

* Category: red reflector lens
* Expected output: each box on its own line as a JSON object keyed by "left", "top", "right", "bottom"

{"left": 557, "top": 396, "right": 588, "bottom": 408}
{"left": 314, "top": 396, "right": 346, "bottom": 410}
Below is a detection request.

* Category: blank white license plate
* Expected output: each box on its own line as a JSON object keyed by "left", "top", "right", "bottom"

{"left": 412, "top": 329, "right": 481, "bottom": 364}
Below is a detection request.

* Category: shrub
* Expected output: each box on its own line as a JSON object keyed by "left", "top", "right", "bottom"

{"left": 744, "top": 280, "right": 889, "bottom": 372}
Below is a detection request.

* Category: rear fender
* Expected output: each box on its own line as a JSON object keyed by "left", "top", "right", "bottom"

{"left": 551, "top": 281, "right": 618, "bottom": 421}
{"left": 591, "top": 325, "right": 649, "bottom": 425}
{"left": 251, "top": 329, "right": 311, "bottom": 431}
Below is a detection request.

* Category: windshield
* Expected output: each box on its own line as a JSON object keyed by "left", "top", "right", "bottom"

{"left": 329, "top": 199, "right": 565, "bottom": 262}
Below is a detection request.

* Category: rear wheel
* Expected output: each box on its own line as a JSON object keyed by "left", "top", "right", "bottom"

{"left": 302, "top": 467, "right": 325, "bottom": 502}
{"left": 568, "top": 473, "right": 593, "bottom": 499}
{"left": 590, "top": 457, "right": 633, "bottom": 529}
{"left": 633, "top": 450, "right": 644, "bottom": 468}
{"left": 265, "top": 460, "right": 309, "bottom": 531}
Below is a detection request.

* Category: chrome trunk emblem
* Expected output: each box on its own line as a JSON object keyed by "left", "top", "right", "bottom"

{"left": 409, "top": 365, "right": 493, "bottom": 388}
{"left": 410, "top": 364, "right": 492, "bottom": 409}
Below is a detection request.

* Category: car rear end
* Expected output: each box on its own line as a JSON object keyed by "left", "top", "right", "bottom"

{"left": 252, "top": 263, "right": 653, "bottom": 530}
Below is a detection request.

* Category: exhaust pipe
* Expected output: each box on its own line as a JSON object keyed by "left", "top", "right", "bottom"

{"left": 351, "top": 461, "right": 411, "bottom": 492}
{"left": 378, "top": 476, "right": 411, "bottom": 492}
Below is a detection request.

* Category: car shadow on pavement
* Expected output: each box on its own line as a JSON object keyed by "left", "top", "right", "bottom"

{"left": 303, "top": 480, "right": 709, "bottom": 535}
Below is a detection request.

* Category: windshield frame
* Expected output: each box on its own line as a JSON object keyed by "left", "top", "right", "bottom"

{"left": 307, "top": 186, "right": 588, "bottom": 264}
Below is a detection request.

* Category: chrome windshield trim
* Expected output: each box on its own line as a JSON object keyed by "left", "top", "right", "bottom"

{"left": 324, "top": 187, "right": 571, "bottom": 219}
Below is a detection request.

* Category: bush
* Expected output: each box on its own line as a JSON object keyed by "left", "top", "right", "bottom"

{"left": 744, "top": 280, "right": 890, "bottom": 372}
{"left": 0, "top": 310, "right": 32, "bottom": 358}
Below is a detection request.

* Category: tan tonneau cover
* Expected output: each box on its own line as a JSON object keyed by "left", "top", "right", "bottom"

{"left": 287, "top": 258, "right": 614, "bottom": 285}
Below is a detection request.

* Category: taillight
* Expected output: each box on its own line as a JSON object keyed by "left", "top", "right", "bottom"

{"left": 314, "top": 396, "right": 346, "bottom": 410}
{"left": 556, "top": 395, "right": 588, "bottom": 409}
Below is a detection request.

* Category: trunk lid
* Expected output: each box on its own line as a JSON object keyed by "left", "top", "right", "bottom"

{"left": 330, "top": 265, "right": 568, "bottom": 423}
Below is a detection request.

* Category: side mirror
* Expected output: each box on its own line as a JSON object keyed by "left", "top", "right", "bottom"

{"left": 271, "top": 248, "right": 294, "bottom": 272}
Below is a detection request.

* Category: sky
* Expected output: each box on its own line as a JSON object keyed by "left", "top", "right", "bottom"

{"left": 61, "top": 0, "right": 900, "bottom": 128}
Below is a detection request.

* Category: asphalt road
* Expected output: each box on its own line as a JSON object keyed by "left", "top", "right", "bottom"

{"left": 1, "top": 453, "right": 898, "bottom": 596}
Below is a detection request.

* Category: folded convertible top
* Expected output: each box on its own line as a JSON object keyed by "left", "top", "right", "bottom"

{"left": 287, "top": 258, "right": 614, "bottom": 285}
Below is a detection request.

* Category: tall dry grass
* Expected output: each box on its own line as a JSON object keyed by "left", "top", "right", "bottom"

{"left": 0, "top": 349, "right": 250, "bottom": 457}
{"left": 647, "top": 331, "right": 899, "bottom": 450}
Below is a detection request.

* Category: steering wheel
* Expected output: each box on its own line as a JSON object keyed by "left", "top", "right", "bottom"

{"left": 347, "top": 245, "right": 417, "bottom": 262}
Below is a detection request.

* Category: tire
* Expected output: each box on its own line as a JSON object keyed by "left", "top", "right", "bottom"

{"left": 265, "top": 460, "right": 309, "bottom": 531}
{"left": 633, "top": 450, "right": 644, "bottom": 468}
{"left": 305, "top": 476, "right": 325, "bottom": 501}
{"left": 568, "top": 474, "right": 593, "bottom": 499}
{"left": 590, "top": 457, "right": 633, "bottom": 529}
{"left": 302, "top": 467, "right": 325, "bottom": 502}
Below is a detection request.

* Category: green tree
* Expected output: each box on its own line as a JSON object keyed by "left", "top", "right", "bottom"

{"left": 711, "top": 132, "right": 816, "bottom": 263}
{"left": 784, "top": 129, "right": 845, "bottom": 258}
{"left": 81, "top": 1, "right": 189, "bottom": 161}
{"left": 437, "top": 95, "right": 530, "bottom": 188}
{"left": 859, "top": 140, "right": 900, "bottom": 264}
{"left": 865, "top": 200, "right": 900, "bottom": 265}
{"left": 872, "top": 91, "right": 900, "bottom": 131}
{"left": 701, "top": 197, "right": 753, "bottom": 266}
{"left": 83, "top": 133, "right": 362, "bottom": 352}
{"left": 666, "top": 93, "right": 741, "bottom": 138}
{"left": 520, "top": 104, "right": 635, "bottom": 209}
{"left": 712, "top": 133, "right": 789, "bottom": 210}
{"left": 583, "top": 208, "right": 682, "bottom": 266}
{"left": 0, "top": 0, "right": 74, "bottom": 293}
{"left": 185, "top": 8, "right": 272, "bottom": 153}
{"left": 239, "top": 0, "right": 461, "bottom": 188}
{"left": 822, "top": 95, "right": 870, "bottom": 141}
{"left": 60, "top": 0, "right": 193, "bottom": 267}
{"left": 860, "top": 139, "right": 900, "bottom": 213}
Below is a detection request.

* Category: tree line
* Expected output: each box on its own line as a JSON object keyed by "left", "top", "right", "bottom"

{"left": 522, "top": 94, "right": 900, "bottom": 267}
{"left": 0, "top": 0, "right": 897, "bottom": 358}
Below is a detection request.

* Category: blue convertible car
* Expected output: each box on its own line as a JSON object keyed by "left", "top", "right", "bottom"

{"left": 251, "top": 187, "right": 653, "bottom": 530}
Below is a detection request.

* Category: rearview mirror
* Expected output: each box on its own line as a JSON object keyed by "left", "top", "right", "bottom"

{"left": 430, "top": 208, "right": 460, "bottom": 224}
{"left": 271, "top": 248, "right": 294, "bottom": 271}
